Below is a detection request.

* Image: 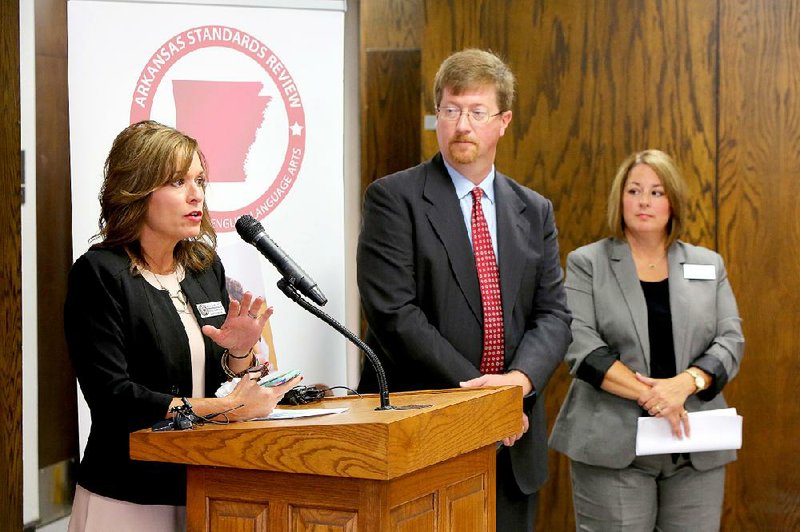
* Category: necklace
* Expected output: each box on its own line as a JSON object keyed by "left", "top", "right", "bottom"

{"left": 146, "top": 268, "right": 190, "bottom": 314}
{"left": 632, "top": 251, "right": 666, "bottom": 270}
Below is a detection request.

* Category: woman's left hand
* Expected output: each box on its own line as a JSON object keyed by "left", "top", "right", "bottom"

{"left": 635, "top": 372, "right": 692, "bottom": 439}
{"left": 201, "top": 292, "right": 272, "bottom": 353}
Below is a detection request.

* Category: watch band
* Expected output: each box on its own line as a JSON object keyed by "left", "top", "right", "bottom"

{"left": 684, "top": 367, "right": 705, "bottom": 392}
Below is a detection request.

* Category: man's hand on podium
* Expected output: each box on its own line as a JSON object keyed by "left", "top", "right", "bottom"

{"left": 496, "top": 413, "right": 528, "bottom": 447}
{"left": 460, "top": 371, "right": 532, "bottom": 446}
{"left": 460, "top": 370, "right": 533, "bottom": 396}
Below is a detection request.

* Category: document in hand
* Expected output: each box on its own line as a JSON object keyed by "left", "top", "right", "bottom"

{"left": 636, "top": 408, "right": 742, "bottom": 456}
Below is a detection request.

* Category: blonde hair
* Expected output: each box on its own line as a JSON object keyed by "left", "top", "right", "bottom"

{"left": 93, "top": 120, "right": 217, "bottom": 271}
{"left": 607, "top": 149, "right": 688, "bottom": 247}
{"left": 433, "top": 49, "right": 515, "bottom": 112}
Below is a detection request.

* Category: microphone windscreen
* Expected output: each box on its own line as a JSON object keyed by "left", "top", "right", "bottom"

{"left": 235, "top": 215, "right": 263, "bottom": 243}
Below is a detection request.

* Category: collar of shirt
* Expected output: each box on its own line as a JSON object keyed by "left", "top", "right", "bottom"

{"left": 442, "top": 158, "right": 497, "bottom": 204}
{"left": 442, "top": 158, "right": 499, "bottom": 258}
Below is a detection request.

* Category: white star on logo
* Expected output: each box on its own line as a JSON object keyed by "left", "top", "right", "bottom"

{"left": 289, "top": 122, "right": 304, "bottom": 136}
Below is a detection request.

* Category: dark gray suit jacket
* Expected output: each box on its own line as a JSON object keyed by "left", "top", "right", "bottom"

{"left": 357, "top": 153, "right": 572, "bottom": 494}
{"left": 549, "top": 238, "right": 744, "bottom": 470}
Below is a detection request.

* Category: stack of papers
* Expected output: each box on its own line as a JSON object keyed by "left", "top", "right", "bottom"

{"left": 636, "top": 408, "right": 742, "bottom": 456}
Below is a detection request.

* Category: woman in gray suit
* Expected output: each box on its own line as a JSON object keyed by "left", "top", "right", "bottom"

{"left": 549, "top": 149, "right": 744, "bottom": 531}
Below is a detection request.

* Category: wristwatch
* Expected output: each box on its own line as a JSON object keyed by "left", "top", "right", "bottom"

{"left": 684, "top": 367, "right": 705, "bottom": 393}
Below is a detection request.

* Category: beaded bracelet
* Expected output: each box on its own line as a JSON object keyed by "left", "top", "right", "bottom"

{"left": 220, "top": 347, "right": 258, "bottom": 379}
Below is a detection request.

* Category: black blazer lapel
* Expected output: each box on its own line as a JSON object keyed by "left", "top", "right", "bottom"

{"left": 181, "top": 270, "right": 227, "bottom": 328}
{"left": 423, "top": 155, "right": 483, "bottom": 326}
{"left": 181, "top": 268, "right": 229, "bottom": 392}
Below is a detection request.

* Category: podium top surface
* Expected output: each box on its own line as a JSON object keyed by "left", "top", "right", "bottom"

{"left": 130, "top": 386, "right": 521, "bottom": 480}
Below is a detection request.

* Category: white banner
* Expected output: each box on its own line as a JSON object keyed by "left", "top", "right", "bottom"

{"left": 68, "top": 0, "right": 347, "bottom": 420}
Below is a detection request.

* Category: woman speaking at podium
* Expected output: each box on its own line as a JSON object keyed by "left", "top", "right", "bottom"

{"left": 65, "top": 121, "right": 300, "bottom": 531}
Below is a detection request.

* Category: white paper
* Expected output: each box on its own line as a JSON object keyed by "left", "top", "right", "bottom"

{"left": 636, "top": 408, "right": 742, "bottom": 456}
{"left": 215, "top": 379, "right": 240, "bottom": 398}
{"left": 255, "top": 407, "right": 348, "bottom": 420}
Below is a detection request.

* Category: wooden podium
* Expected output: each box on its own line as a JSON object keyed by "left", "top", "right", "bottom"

{"left": 130, "top": 386, "right": 521, "bottom": 532}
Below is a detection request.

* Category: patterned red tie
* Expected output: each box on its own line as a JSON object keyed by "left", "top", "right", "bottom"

{"left": 470, "top": 187, "right": 504, "bottom": 374}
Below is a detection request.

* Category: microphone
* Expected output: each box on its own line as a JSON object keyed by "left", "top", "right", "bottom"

{"left": 235, "top": 215, "right": 328, "bottom": 306}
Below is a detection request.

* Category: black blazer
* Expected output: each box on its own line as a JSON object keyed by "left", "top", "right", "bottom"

{"left": 64, "top": 247, "right": 229, "bottom": 505}
{"left": 357, "top": 154, "right": 572, "bottom": 494}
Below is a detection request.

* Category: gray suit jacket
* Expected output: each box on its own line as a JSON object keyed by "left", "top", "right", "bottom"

{"left": 549, "top": 238, "right": 744, "bottom": 470}
{"left": 357, "top": 153, "right": 572, "bottom": 493}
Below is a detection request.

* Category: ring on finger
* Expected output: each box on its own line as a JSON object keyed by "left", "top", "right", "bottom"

{"left": 247, "top": 311, "right": 258, "bottom": 319}
{"left": 655, "top": 404, "right": 662, "bottom": 413}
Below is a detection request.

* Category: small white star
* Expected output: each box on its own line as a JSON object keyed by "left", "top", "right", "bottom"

{"left": 289, "top": 122, "right": 304, "bottom": 136}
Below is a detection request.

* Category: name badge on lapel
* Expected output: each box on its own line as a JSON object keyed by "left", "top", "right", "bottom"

{"left": 683, "top": 264, "right": 716, "bottom": 280}
{"left": 196, "top": 301, "right": 225, "bottom": 318}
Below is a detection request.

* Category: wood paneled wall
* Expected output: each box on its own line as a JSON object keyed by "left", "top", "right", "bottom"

{"left": 0, "top": 0, "right": 22, "bottom": 528}
{"left": 718, "top": 1, "right": 800, "bottom": 528}
{"left": 364, "top": 50, "right": 421, "bottom": 186}
{"left": 361, "top": 1, "right": 800, "bottom": 530}
{"left": 35, "top": 0, "right": 78, "bottom": 469}
{"left": 360, "top": 0, "right": 424, "bottom": 193}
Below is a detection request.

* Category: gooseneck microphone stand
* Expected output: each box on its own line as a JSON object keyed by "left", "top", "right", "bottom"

{"left": 276, "top": 278, "right": 393, "bottom": 410}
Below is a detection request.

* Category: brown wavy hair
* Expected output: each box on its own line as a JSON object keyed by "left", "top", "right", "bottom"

{"left": 607, "top": 149, "right": 688, "bottom": 248}
{"left": 92, "top": 120, "right": 217, "bottom": 271}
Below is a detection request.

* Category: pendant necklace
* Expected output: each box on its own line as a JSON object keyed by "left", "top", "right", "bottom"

{"left": 632, "top": 250, "right": 666, "bottom": 270}
{"left": 148, "top": 268, "right": 190, "bottom": 314}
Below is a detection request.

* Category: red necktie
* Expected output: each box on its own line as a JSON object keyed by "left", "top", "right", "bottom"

{"left": 470, "top": 187, "right": 504, "bottom": 374}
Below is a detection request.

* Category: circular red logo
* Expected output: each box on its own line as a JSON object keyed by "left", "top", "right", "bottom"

{"left": 130, "top": 25, "right": 305, "bottom": 232}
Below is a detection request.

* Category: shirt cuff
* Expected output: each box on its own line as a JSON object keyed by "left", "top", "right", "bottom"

{"left": 576, "top": 347, "right": 619, "bottom": 390}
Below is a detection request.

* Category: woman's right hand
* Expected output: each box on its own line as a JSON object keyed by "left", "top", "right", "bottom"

{"left": 636, "top": 372, "right": 692, "bottom": 438}
{"left": 225, "top": 373, "right": 303, "bottom": 421}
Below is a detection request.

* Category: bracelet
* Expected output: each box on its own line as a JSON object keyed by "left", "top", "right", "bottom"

{"left": 226, "top": 347, "right": 255, "bottom": 359}
{"left": 221, "top": 347, "right": 257, "bottom": 379}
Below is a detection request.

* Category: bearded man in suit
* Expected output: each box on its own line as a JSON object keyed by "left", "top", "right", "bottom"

{"left": 357, "top": 49, "right": 572, "bottom": 531}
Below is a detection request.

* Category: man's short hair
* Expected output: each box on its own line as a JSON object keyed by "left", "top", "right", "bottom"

{"left": 433, "top": 49, "right": 516, "bottom": 112}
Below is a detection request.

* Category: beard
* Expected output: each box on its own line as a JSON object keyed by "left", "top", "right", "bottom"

{"left": 448, "top": 136, "right": 479, "bottom": 164}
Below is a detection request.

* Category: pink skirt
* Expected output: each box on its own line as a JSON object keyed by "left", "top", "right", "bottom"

{"left": 68, "top": 485, "right": 186, "bottom": 532}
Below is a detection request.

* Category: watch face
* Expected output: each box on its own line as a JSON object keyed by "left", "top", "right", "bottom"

{"left": 686, "top": 369, "right": 703, "bottom": 390}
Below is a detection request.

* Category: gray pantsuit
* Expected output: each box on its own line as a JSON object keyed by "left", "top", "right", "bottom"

{"left": 571, "top": 456, "right": 725, "bottom": 531}
{"left": 549, "top": 238, "right": 744, "bottom": 530}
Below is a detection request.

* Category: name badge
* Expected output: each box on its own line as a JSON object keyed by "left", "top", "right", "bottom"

{"left": 196, "top": 301, "right": 226, "bottom": 318}
{"left": 683, "top": 264, "right": 716, "bottom": 280}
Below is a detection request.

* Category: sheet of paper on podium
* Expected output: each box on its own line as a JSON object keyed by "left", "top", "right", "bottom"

{"left": 255, "top": 407, "right": 349, "bottom": 421}
{"left": 636, "top": 408, "right": 742, "bottom": 456}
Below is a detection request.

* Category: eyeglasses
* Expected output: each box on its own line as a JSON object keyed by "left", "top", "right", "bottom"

{"left": 436, "top": 106, "right": 505, "bottom": 124}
